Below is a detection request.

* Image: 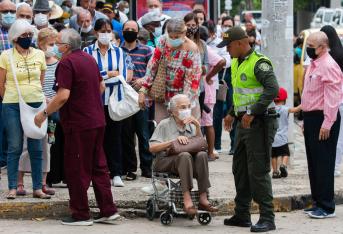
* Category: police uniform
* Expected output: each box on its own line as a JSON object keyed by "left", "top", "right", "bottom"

{"left": 218, "top": 27, "right": 279, "bottom": 230}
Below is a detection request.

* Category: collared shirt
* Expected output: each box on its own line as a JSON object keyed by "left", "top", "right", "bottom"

{"left": 69, "top": 10, "right": 108, "bottom": 31}
{"left": 301, "top": 52, "right": 343, "bottom": 130}
{"left": 55, "top": 49, "right": 105, "bottom": 133}
{"left": 83, "top": 41, "right": 128, "bottom": 105}
{"left": 121, "top": 41, "right": 153, "bottom": 80}
{"left": 0, "top": 27, "right": 11, "bottom": 54}
{"left": 150, "top": 117, "right": 196, "bottom": 157}
{"left": 206, "top": 36, "right": 231, "bottom": 68}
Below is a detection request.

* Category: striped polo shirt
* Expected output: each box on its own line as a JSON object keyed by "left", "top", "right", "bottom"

{"left": 83, "top": 41, "right": 127, "bottom": 105}
{"left": 121, "top": 41, "right": 153, "bottom": 80}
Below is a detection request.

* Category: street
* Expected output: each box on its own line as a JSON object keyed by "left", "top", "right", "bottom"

{"left": 1, "top": 205, "right": 343, "bottom": 234}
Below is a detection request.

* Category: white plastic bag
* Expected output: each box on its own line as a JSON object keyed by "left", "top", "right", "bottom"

{"left": 108, "top": 75, "right": 140, "bottom": 121}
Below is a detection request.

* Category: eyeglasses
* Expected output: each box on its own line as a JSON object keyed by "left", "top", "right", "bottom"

{"left": 19, "top": 33, "right": 34, "bottom": 38}
{"left": 1, "top": 10, "right": 16, "bottom": 14}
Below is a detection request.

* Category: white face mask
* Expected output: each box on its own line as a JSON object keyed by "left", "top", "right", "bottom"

{"left": 25, "top": 18, "right": 33, "bottom": 25}
{"left": 80, "top": 24, "right": 92, "bottom": 33}
{"left": 98, "top": 32, "right": 112, "bottom": 45}
{"left": 148, "top": 7, "right": 161, "bottom": 15}
{"left": 124, "top": 8, "right": 129, "bottom": 14}
{"left": 34, "top": 13, "right": 48, "bottom": 27}
{"left": 178, "top": 109, "right": 191, "bottom": 120}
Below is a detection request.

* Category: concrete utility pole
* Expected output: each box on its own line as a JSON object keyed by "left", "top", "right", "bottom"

{"left": 261, "top": 0, "right": 294, "bottom": 142}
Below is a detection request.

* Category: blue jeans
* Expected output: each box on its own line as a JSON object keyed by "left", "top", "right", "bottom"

{"left": 2, "top": 103, "right": 43, "bottom": 190}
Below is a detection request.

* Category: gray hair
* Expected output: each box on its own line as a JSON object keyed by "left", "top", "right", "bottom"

{"left": 8, "top": 19, "right": 35, "bottom": 43}
{"left": 77, "top": 8, "right": 91, "bottom": 21}
{"left": 60, "top": 28, "right": 81, "bottom": 51}
{"left": 167, "top": 18, "right": 186, "bottom": 34}
{"left": 168, "top": 94, "right": 189, "bottom": 111}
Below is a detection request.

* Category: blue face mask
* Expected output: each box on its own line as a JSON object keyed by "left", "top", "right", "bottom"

{"left": 152, "top": 26, "right": 162, "bottom": 38}
{"left": 53, "top": 44, "right": 62, "bottom": 59}
{"left": 1, "top": 12, "right": 16, "bottom": 28}
{"left": 167, "top": 36, "right": 184, "bottom": 48}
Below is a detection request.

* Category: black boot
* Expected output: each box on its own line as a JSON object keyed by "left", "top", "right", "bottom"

{"left": 250, "top": 220, "right": 276, "bottom": 232}
{"left": 224, "top": 215, "right": 252, "bottom": 227}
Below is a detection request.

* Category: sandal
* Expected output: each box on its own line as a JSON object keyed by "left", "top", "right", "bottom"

{"left": 208, "top": 157, "right": 216, "bottom": 162}
{"left": 42, "top": 184, "right": 55, "bottom": 196}
{"left": 6, "top": 191, "right": 16, "bottom": 200}
{"left": 33, "top": 191, "right": 51, "bottom": 199}
{"left": 272, "top": 171, "right": 281, "bottom": 179}
{"left": 16, "top": 184, "right": 27, "bottom": 196}
{"left": 198, "top": 203, "right": 219, "bottom": 213}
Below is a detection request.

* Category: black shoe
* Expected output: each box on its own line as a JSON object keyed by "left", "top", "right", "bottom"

{"left": 142, "top": 170, "right": 152, "bottom": 178}
{"left": 272, "top": 171, "right": 281, "bottom": 179}
{"left": 229, "top": 149, "right": 235, "bottom": 155}
{"left": 250, "top": 220, "right": 276, "bottom": 232}
{"left": 279, "top": 164, "right": 288, "bottom": 178}
{"left": 224, "top": 215, "right": 252, "bottom": 227}
{"left": 126, "top": 172, "right": 137, "bottom": 181}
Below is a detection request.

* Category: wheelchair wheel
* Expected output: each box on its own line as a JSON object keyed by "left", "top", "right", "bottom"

{"left": 160, "top": 211, "right": 173, "bottom": 225}
{"left": 197, "top": 213, "right": 211, "bottom": 225}
{"left": 146, "top": 198, "right": 157, "bottom": 221}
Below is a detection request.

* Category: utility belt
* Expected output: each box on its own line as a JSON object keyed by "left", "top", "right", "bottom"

{"left": 236, "top": 108, "right": 279, "bottom": 122}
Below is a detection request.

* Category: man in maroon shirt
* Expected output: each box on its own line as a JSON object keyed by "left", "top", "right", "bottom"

{"left": 34, "top": 28, "right": 120, "bottom": 226}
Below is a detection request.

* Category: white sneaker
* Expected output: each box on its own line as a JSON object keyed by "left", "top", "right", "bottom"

{"left": 334, "top": 170, "right": 341, "bottom": 177}
{"left": 113, "top": 176, "right": 125, "bottom": 187}
{"left": 94, "top": 213, "right": 121, "bottom": 224}
{"left": 141, "top": 181, "right": 166, "bottom": 195}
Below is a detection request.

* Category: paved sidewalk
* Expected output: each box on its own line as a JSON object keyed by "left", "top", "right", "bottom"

{"left": 0, "top": 122, "right": 343, "bottom": 219}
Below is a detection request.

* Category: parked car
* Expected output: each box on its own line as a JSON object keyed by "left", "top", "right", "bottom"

{"left": 310, "top": 7, "right": 335, "bottom": 28}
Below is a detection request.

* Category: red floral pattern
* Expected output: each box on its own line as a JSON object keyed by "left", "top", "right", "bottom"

{"left": 143, "top": 36, "right": 202, "bottom": 103}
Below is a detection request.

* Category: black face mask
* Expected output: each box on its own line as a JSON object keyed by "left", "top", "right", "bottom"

{"left": 123, "top": 31, "right": 138, "bottom": 43}
{"left": 17, "top": 37, "right": 32, "bottom": 49}
{"left": 306, "top": 47, "right": 318, "bottom": 60}
{"left": 186, "top": 26, "right": 198, "bottom": 38}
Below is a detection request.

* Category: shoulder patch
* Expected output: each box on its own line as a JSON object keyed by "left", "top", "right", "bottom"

{"left": 258, "top": 62, "right": 272, "bottom": 72}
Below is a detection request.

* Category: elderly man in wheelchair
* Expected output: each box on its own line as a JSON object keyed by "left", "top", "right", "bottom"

{"left": 149, "top": 94, "right": 218, "bottom": 216}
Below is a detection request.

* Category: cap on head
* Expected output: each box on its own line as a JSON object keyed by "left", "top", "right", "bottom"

{"left": 102, "top": 3, "right": 114, "bottom": 13}
{"left": 33, "top": 0, "right": 51, "bottom": 12}
{"left": 141, "top": 11, "right": 164, "bottom": 26}
{"left": 275, "top": 87, "right": 288, "bottom": 102}
{"left": 217, "top": 26, "right": 248, "bottom": 48}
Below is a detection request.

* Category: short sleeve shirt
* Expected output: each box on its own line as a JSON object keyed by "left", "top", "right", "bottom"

{"left": 272, "top": 105, "right": 289, "bottom": 147}
{"left": 205, "top": 46, "right": 223, "bottom": 104}
{"left": 55, "top": 49, "right": 105, "bottom": 133}
{"left": 150, "top": 117, "right": 197, "bottom": 157}
{"left": 0, "top": 48, "right": 46, "bottom": 103}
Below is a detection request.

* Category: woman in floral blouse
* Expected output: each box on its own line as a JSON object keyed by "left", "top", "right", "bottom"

{"left": 138, "top": 18, "right": 202, "bottom": 123}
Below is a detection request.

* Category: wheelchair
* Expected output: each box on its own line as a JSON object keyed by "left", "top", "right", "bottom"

{"left": 145, "top": 170, "right": 212, "bottom": 226}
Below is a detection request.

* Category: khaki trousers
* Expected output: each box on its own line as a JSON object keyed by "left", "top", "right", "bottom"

{"left": 154, "top": 151, "right": 210, "bottom": 193}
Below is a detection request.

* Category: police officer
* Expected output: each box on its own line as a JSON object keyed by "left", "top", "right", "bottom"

{"left": 217, "top": 27, "right": 279, "bottom": 232}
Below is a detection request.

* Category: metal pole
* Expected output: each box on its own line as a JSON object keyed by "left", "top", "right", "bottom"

{"left": 261, "top": 0, "right": 294, "bottom": 152}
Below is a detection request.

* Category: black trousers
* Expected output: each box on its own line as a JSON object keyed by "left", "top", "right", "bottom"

{"left": 303, "top": 111, "right": 340, "bottom": 213}
{"left": 104, "top": 106, "right": 123, "bottom": 178}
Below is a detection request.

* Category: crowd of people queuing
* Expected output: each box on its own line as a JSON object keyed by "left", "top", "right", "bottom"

{"left": 0, "top": 0, "right": 342, "bottom": 231}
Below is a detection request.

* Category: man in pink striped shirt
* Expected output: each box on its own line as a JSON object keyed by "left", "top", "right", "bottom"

{"left": 301, "top": 31, "right": 343, "bottom": 219}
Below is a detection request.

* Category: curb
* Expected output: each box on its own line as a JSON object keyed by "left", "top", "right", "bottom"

{"left": 1, "top": 190, "right": 343, "bottom": 219}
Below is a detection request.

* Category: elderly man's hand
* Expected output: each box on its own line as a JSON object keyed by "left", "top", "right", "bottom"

{"left": 224, "top": 114, "right": 234, "bottom": 131}
{"left": 34, "top": 111, "right": 46, "bottom": 128}
{"left": 177, "top": 136, "right": 189, "bottom": 145}
{"left": 319, "top": 128, "right": 330, "bottom": 141}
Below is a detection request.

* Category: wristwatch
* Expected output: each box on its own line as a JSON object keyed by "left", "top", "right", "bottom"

{"left": 246, "top": 109, "right": 252, "bottom": 115}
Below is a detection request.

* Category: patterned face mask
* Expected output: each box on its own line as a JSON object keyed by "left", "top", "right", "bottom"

{"left": 186, "top": 26, "right": 198, "bottom": 38}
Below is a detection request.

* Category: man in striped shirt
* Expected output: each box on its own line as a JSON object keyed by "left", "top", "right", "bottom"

{"left": 121, "top": 20, "right": 154, "bottom": 179}
{"left": 302, "top": 31, "right": 343, "bottom": 219}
